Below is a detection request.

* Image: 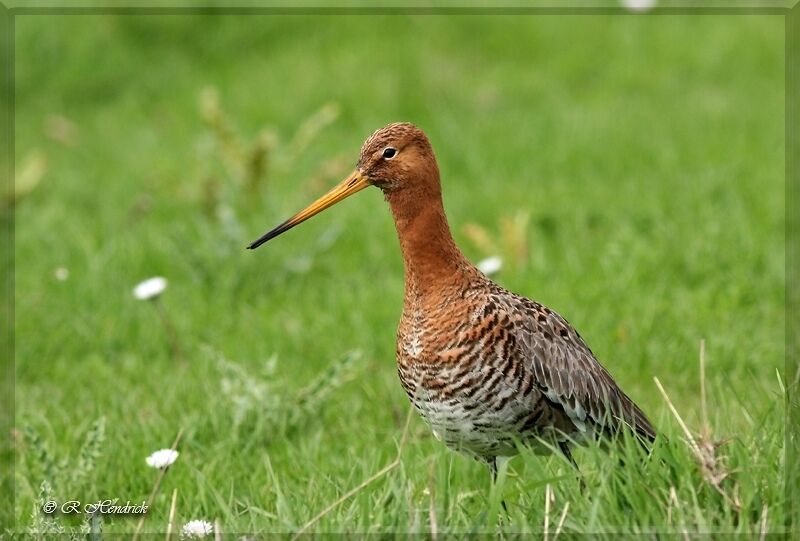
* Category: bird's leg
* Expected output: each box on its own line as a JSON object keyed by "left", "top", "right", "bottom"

{"left": 489, "top": 457, "right": 509, "bottom": 515}
{"left": 558, "top": 441, "right": 586, "bottom": 490}
{"left": 557, "top": 441, "right": 578, "bottom": 469}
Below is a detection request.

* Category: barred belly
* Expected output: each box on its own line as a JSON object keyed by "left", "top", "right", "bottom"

{"left": 397, "top": 356, "right": 557, "bottom": 460}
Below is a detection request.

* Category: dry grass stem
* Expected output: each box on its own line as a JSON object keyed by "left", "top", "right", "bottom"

{"left": 500, "top": 210, "right": 530, "bottom": 265}
{"left": 290, "top": 408, "right": 414, "bottom": 539}
{"left": 165, "top": 488, "right": 178, "bottom": 541}
{"left": 13, "top": 150, "right": 47, "bottom": 205}
{"left": 758, "top": 504, "right": 768, "bottom": 540}
{"left": 654, "top": 370, "right": 740, "bottom": 513}
{"left": 653, "top": 377, "right": 703, "bottom": 459}
{"left": 462, "top": 210, "right": 530, "bottom": 267}
{"left": 289, "top": 103, "right": 340, "bottom": 157}
{"left": 133, "top": 428, "right": 184, "bottom": 540}
{"left": 462, "top": 223, "right": 495, "bottom": 254}
{"left": 553, "top": 501, "right": 570, "bottom": 539}
{"left": 667, "top": 486, "right": 678, "bottom": 525}
{"left": 543, "top": 483, "right": 552, "bottom": 541}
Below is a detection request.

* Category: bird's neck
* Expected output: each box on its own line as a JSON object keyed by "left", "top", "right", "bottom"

{"left": 385, "top": 187, "right": 472, "bottom": 299}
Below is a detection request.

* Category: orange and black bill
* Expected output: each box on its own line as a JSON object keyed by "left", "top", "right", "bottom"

{"left": 247, "top": 170, "right": 370, "bottom": 249}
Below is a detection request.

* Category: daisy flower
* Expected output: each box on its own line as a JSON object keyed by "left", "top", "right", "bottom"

{"left": 621, "top": 0, "right": 657, "bottom": 12}
{"left": 133, "top": 276, "right": 168, "bottom": 301}
{"left": 476, "top": 256, "right": 503, "bottom": 277}
{"left": 181, "top": 519, "right": 213, "bottom": 538}
{"left": 145, "top": 448, "right": 179, "bottom": 469}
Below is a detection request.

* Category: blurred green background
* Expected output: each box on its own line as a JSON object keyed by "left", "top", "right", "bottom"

{"left": 12, "top": 12, "right": 785, "bottom": 535}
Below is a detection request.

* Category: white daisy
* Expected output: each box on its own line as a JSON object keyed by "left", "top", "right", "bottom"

{"left": 133, "top": 277, "right": 168, "bottom": 300}
{"left": 145, "top": 448, "right": 179, "bottom": 469}
{"left": 621, "top": 0, "right": 657, "bottom": 12}
{"left": 54, "top": 267, "right": 69, "bottom": 281}
{"left": 181, "top": 519, "right": 213, "bottom": 538}
{"left": 476, "top": 256, "right": 502, "bottom": 277}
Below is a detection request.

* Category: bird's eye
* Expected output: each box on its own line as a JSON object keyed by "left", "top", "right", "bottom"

{"left": 382, "top": 147, "right": 397, "bottom": 160}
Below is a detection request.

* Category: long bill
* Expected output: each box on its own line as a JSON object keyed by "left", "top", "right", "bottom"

{"left": 247, "top": 170, "right": 370, "bottom": 249}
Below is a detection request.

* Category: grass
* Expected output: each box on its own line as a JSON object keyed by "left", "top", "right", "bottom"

{"left": 9, "top": 11, "right": 787, "bottom": 536}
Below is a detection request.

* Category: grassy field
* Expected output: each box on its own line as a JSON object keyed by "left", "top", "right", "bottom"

{"left": 10, "top": 12, "right": 787, "bottom": 536}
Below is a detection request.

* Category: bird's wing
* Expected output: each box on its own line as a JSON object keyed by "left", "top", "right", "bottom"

{"left": 491, "top": 290, "right": 656, "bottom": 442}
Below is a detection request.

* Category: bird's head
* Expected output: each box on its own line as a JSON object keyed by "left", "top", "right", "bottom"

{"left": 248, "top": 122, "right": 439, "bottom": 249}
{"left": 356, "top": 122, "right": 439, "bottom": 194}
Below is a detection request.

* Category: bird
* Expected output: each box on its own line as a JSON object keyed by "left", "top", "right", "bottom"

{"left": 248, "top": 122, "right": 656, "bottom": 480}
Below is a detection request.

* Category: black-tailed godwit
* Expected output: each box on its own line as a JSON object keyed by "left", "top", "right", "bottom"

{"left": 248, "top": 122, "right": 656, "bottom": 476}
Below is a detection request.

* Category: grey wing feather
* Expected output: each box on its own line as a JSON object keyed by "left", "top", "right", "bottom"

{"left": 497, "top": 292, "right": 656, "bottom": 442}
